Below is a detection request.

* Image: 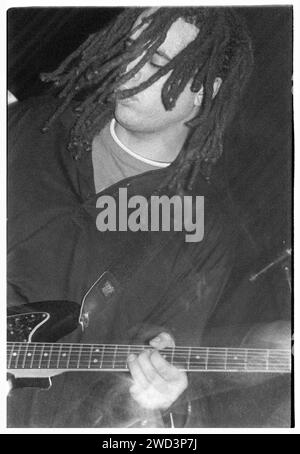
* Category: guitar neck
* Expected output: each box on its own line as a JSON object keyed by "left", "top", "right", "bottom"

{"left": 7, "top": 342, "right": 291, "bottom": 373}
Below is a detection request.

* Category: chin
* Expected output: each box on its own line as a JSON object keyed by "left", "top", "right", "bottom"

{"left": 114, "top": 103, "right": 168, "bottom": 133}
{"left": 114, "top": 105, "right": 142, "bottom": 130}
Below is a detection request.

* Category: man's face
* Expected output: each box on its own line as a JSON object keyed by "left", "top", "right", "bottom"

{"left": 114, "top": 9, "right": 201, "bottom": 133}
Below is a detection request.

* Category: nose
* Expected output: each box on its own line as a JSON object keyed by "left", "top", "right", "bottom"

{"left": 131, "top": 69, "right": 142, "bottom": 83}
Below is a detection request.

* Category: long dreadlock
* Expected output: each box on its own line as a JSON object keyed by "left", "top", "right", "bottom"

{"left": 41, "top": 7, "right": 253, "bottom": 193}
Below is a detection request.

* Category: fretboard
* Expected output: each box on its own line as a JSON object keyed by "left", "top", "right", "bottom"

{"left": 7, "top": 342, "right": 291, "bottom": 373}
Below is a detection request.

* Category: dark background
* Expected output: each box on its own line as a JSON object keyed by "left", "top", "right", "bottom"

{"left": 7, "top": 7, "right": 293, "bottom": 325}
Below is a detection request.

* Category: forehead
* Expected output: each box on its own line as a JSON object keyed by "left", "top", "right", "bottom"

{"left": 132, "top": 8, "right": 199, "bottom": 59}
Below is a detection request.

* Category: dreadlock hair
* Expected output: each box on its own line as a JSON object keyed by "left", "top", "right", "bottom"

{"left": 41, "top": 7, "right": 253, "bottom": 193}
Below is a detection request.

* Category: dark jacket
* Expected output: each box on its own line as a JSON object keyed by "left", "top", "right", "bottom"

{"left": 7, "top": 96, "right": 236, "bottom": 427}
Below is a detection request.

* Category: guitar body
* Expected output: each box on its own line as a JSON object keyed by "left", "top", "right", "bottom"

{"left": 8, "top": 301, "right": 80, "bottom": 343}
{"left": 7, "top": 301, "right": 80, "bottom": 389}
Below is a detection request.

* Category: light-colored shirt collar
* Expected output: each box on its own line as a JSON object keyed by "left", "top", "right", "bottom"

{"left": 110, "top": 119, "right": 171, "bottom": 169}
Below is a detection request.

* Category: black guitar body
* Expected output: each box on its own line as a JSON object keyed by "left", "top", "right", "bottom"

{"left": 7, "top": 301, "right": 80, "bottom": 389}
{"left": 8, "top": 300, "right": 80, "bottom": 343}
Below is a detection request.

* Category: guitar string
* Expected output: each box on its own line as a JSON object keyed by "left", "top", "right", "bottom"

{"left": 7, "top": 351, "right": 290, "bottom": 360}
{"left": 6, "top": 351, "right": 291, "bottom": 360}
{"left": 7, "top": 358, "right": 290, "bottom": 369}
{"left": 7, "top": 342, "right": 291, "bottom": 353}
{"left": 8, "top": 363, "right": 289, "bottom": 368}
{"left": 7, "top": 364, "right": 290, "bottom": 371}
{"left": 7, "top": 347, "right": 291, "bottom": 362}
{"left": 7, "top": 351, "right": 290, "bottom": 363}
{"left": 7, "top": 355, "right": 290, "bottom": 363}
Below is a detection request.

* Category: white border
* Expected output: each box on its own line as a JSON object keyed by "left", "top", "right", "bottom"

{"left": 1, "top": 0, "right": 298, "bottom": 435}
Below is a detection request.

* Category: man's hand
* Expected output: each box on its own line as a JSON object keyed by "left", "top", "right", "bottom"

{"left": 127, "top": 332, "right": 188, "bottom": 411}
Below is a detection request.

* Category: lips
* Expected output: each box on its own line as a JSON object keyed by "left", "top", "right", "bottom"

{"left": 118, "top": 96, "right": 137, "bottom": 105}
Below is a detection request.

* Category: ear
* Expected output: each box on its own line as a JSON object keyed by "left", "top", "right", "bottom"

{"left": 193, "top": 77, "right": 223, "bottom": 106}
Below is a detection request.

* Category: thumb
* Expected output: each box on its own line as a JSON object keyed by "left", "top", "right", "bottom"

{"left": 149, "top": 332, "right": 175, "bottom": 350}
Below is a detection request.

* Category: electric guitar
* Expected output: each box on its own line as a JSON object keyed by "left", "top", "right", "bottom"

{"left": 7, "top": 301, "right": 292, "bottom": 390}
{"left": 7, "top": 301, "right": 292, "bottom": 428}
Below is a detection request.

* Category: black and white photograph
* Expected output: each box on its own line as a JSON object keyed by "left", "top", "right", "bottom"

{"left": 6, "top": 2, "right": 293, "bottom": 431}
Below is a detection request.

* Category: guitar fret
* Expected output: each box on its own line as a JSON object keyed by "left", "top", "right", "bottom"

{"left": 266, "top": 349, "right": 270, "bottom": 372}
{"left": 126, "top": 345, "right": 131, "bottom": 369}
{"left": 87, "top": 345, "right": 93, "bottom": 369}
{"left": 38, "top": 344, "right": 45, "bottom": 369}
{"left": 68, "top": 344, "right": 79, "bottom": 368}
{"left": 226, "top": 348, "right": 247, "bottom": 371}
{"left": 47, "top": 344, "right": 54, "bottom": 368}
{"left": 58, "top": 344, "right": 72, "bottom": 369}
{"left": 112, "top": 345, "right": 127, "bottom": 369}
{"left": 245, "top": 348, "right": 249, "bottom": 371}
{"left": 29, "top": 343, "right": 39, "bottom": 368}
{"left": 51, "top": 344, "right": 60, "bottom": 369}
{"left": 76, "top": 344, "right": 83, "bottom": 368}
{"left": 23, "top": 343, "right": 35, "bottom": 369}
{"left": 67, "top": 345, "right": 72, "bottom": 368}
{"left": 112, "top": 345, "right": 117, "bottom": 369}
{"left": 188, "top": 348, "right": 208, "bottom": 370}
{"left": 8, "top": 343, "right": 15, "bottom": 369}
{"left": 88, "top": 345, "right": 104, "bottom": 369}
{"left": 68, "top": 345, "right": 74, "bottom": 368}
{"left": 102, "top": 345, "right": 112, "bottom": 368}
{"left": 56, "top": 344, "right": 63, "bottom": 369}
{"left": 100, "top": 345, "right": 105, "bottom": 369}
{"left": 14, "top": 343, "right": 23, "bottom": 369}
{"left": 39, "top": 344, "right": 53, "bottom": 368}
{"left": 183, "top": 347, "right": 189, "bottom": 370}
{"left": 97, "top": 345, "right": 105, "bottom": 368}
{"left": 82, "top": 345, "right": 91, "bottom": 369}
{"left": 21, "top": 343, "right": 28, "bottom": 368}
{"left": 224, "top": 348, "right": 228, "bottom": 370}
